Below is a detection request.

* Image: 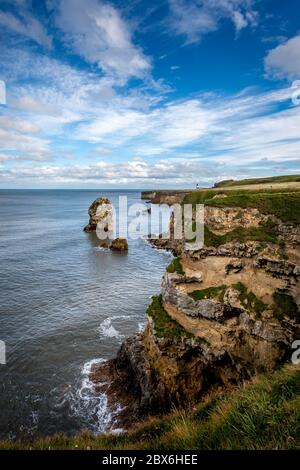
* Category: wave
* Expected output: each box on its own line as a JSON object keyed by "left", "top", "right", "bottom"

{"left": 69, "top": 358, "right": 122, "bottom": 434}
{"left": 94, "top": 246, "right": 110, "bottom": 252}
{"left": 98, "top": 315, "right": 131, "bottom": 340}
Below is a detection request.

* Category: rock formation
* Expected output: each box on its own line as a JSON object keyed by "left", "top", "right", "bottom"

{"left": 84, "top": 197, "right": 128, "bottom": 251}
{"left": 110, "top": 238, "right": 128, "bottom": 252}
{"left": 83, "top": 197, "right": 113, "bottom": 234}
{"left": 91, "top": 186, "right": 300, "bottom": 429}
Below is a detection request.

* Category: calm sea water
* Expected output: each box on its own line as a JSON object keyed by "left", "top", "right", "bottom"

{"left": 0, "top": 190, "right": 172, "bottom": 439}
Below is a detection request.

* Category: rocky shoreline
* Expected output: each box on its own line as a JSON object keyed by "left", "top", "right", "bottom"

{"left": 88, "top": 186, "right": 300, "bottom": 431}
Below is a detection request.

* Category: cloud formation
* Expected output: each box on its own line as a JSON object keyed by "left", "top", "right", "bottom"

{"left": 53, "top": 0, "right": 151, "bottom": 81}
{"left": 0, "top": 8, "right": 52, "bottom": 48}
{"left": 0, "top": 0, "right": 299, "bottom": 188}
{"left": 265, "top": 34, "right": 300, "bottom": 80}
{"left": 168, "top": 0, "right": 258, "bottom": 44}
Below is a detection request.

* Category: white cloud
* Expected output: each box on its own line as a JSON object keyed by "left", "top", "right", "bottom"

{"left": 53, "top": 0, "right": 151, "bottom": 81}
{"left": 0, "top": 115, "right": 51, "bottom": 161}
{"left": 0, "top": 9, "right": 52, "bottom": 48}
{"left": 95, "top": 147, "right": 112, "bottom": 155}
{"left": 232, "top": 11, "right": 247, "bottom": 31}
{"left": 0, "top": 157, "right": 217, "bottom": 186}
{"left": 265, "top": 34, "right": 300, "bottom": 80}
{"left": 0, "top": 153, "right": 16, "bottom": 162}
{"left": 1, "top": 42, "right": 299, "bottom": 184}
{"left": 0, "top": 116, "right": 40, "bottom": 134}
{"left": 75, "top": 99, "right": 213, "bottom": 149}
{"left": 168, "top": 0, "right": 258, "bottom": 44}
{"left": 12, "top": 96, "right": 60, "bottom": 116}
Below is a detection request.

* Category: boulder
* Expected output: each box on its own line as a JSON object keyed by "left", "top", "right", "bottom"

{"left": 225, "top": 259, "right": 245, "bottom": 275}
{"left": 110, "top": 238, "right": 128, "bottom": 252}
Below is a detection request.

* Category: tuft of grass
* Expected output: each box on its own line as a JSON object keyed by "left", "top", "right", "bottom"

{"left": 166, "top": 257, "right": 184, "bottom": 275}
{"left": 184, "top": 188, "right": 300, "bottom": 225}
{"left": 232, "top": 282, "right": 267, "bottom": 317}
{"left": 272, "top": 291, "right": 298, "bottom": 320}
{"left": 189, "top": 285, "right": 226, "bottom": 303}
{"left": 2, "top": 365, "right": 300, "bottom": 450}
{"left": 146, "top": 295, "right": 207, "bottom": 345}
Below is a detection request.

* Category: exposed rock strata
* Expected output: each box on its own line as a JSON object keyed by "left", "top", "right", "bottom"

{"left": 91, "top": 196, "right": 300, "bottom": 429}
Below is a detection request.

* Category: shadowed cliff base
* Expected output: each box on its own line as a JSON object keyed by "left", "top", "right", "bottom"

{"left": 1, "top": 364, "right": 299, "bottom": 450}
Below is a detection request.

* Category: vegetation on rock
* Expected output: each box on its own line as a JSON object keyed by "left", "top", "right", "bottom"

{"left": 214, "top": 174, "right": 300, "bottom": 188}
{"left": 273, "top": 291, "right": 298, "bottom": 320}
{"left": 189, "top": 285, "right": 227, "bottom": 302}
{"left": 146, "top": 295, "right": 206, "bottom": 345}
{"left": 232, "top": 282, "right": 268, "bottom": 317}
{"left": 184, "top": 188, "right": 300, "bottom": 225}
{"left": 166, "top": 257, "right": 184, "bottom": 275}
{"left": 203, "top": 220, "right": 278, "bottom": 247}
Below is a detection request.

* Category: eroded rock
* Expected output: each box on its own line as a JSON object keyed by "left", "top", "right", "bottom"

{"left": 110, "top": 238, "right": 128, "bottom": 252}
{"left": 83, "top": 197, "right": 113, "bottom": 235}
{"left": 225, "top": 259, "right": 245, "bottom": 275}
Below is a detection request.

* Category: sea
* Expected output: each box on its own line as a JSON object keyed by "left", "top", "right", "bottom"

{"left": 0, "top": 190, "right": 172, "bottom": 439}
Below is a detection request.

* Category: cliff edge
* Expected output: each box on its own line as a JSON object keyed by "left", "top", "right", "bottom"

{"left": 92, "top": 179, "right": 300, "bottom": 430}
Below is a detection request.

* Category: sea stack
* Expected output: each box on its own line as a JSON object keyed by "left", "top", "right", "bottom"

{"left": 84, "top": 197, "right": 128, "bottom": 251}
{"left": 83, "top": 197, "right": 113, "bottom": 234}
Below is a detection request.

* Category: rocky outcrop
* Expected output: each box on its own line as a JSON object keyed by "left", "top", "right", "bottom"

{"left": 161, "top": 272, "right": 240, "bottom": 321}
{"left": 84, "top": 198, "right": 129, "bottom": 251}
{"left": 110, "top": 238, "right": 128, "bottom": 252}
{"left": 91, "top": 324, "right": 241, "bottom": 428}
{"left": 190, "top": 242, "right": 260, "bottom": 260}
{"left": 83, "top": 197, "right": 113, "bottom": 234}
{"left": 254, "top": 258, "right": 300, "bottom": 280}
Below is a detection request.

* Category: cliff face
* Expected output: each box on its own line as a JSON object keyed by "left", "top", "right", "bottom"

{"left": 92, "top": 187, "right": 300, "bottom": 429}
{"left": 141, "top": 190, "right": 190, "bottom": 205}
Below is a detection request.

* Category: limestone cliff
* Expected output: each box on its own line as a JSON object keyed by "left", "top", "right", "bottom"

{"left": 92, "top": 184, "right": 300, "bottom": 429}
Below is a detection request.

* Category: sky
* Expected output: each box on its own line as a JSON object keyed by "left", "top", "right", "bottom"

{"left": 0, "top": 0, "right": 300, "bottom": 189}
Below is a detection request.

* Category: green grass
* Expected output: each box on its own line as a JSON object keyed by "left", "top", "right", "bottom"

{"left": 233, "top": 282, "right": 268, "bottom": 317}
{"left": 146, "top": 295, "right": 207, "bottom": 345}
{"left": 2, "top": 365, "right": 300, "bottom": 450}
{"left": 214, "top": 174, "right": 300, "bottom": 187}
{"left": 166, "top": 256, "right": 184, "bottom": 274}
{"left": 203, "top": 220, "right": 278, "bottom": 247}
{"left": 189, "top": 285, "right": 227, "bottom": 302}
{"left": 184, "top": 188, "right": 300, "bottom": 225}
{"left": 273, "top": 291, "right": 298, "bottom": 320}
{"left": 190, "top": 283, "right": 267, "bottom": 317}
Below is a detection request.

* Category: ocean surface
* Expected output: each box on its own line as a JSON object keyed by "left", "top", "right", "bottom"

{"left": 0, "top": 190, "right": 172, "bottom": 439}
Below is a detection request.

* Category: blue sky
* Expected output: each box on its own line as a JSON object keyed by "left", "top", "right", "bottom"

{"left": 0, "top": 0, "right": 300, "bottom": 188}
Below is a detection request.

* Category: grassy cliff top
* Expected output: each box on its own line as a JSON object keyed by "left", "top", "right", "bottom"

{"left": 184, "top": 187, "right": 300, "bottom": 224}
{"left": 2, "top": 364, "right": 299, "bottom": 450}
{"left": 214, "top": 174, "right": 300, "bottom": 188}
